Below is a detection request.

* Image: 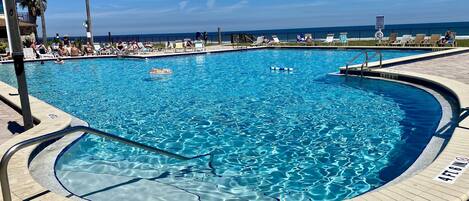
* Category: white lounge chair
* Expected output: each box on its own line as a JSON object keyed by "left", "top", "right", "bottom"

{"left": 94, "top": 44, "right": 102, "bottom": 55}
{"left": 137, "top": 42, "right": 151, "bottom": 54}
{"left": 174, "top": 42, "right": 185, "bottom": 52}
{"left": 195, "top": 41, "right": 205, "bottom": 51}
{"left": 39, "top": 52, "right": 55, "bottom": 59}
{"left": 272, "top": 35, "right": 280, "bottom": 43}
{"left": 101, "top": 44, "right": 114, "bottom": 55}
{"left": 252, "top": 36, "right": 265, "bottom": 46}
{"left": 23, "top": 48, "right": 37, "bottom": 60}
{"left": 268, "top": 35, "right": 281, "bottom": 46}
{"left": 323, "top": 34, "right": 335, "bottom": 45}
{"left": 304, "top": 34, "right": 314, "bottom": 45}
{"left": 164, "top": 42, "right": 174, "bottom": 53}
{"left": 392, "top": 35, "right": 412, "bottom": 46}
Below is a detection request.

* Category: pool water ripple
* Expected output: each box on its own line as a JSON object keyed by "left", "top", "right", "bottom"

{"left": 0, "top": 49, "right": 441, "bottom": 200}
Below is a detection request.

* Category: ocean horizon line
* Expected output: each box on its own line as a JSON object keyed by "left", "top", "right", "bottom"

{"left": 52, "top": 21, "right": 469, "bottom": 39}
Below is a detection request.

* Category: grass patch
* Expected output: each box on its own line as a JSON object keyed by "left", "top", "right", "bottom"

{"left": 456, "top": 39, "right": 469, "bottom": 47}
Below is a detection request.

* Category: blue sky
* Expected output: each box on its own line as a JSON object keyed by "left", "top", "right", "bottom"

{"left": 38, "top": 0, "right": 469, "bottom": 36}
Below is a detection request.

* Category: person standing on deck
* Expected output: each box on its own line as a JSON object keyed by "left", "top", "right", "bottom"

{"left": 203, "top": 32, "right": 208, "bottom": 44}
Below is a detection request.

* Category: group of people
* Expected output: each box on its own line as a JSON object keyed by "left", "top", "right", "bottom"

{"left": 28, "top": 35, "right": 97, "bottom": 58}
{"left": 115, "top": 41, "right": 153, "bottom": 54}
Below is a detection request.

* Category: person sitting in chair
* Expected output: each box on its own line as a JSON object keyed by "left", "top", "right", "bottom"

{"left": 84, "top": 42, "right": 94, "bottom": 55}
{"left": 440, "top": 29, "right": 454, "bottom": 46}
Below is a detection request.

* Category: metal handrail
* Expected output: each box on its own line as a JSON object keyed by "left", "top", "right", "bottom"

{"left": 0, "top": 126, "right": 213, "bottom": 201}
{"left": 345, "top": 50, "right": 383, "bottom": 77}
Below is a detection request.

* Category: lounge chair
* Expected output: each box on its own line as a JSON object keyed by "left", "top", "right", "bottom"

{"left": 137, "top": 42, "right": 151, "bottom": 54}
{"left": 269, "top": 35, "right": 280, "bottom": 45}
{"left": 39, "top": 52, "right": 55, "bottom": 59}
{"left": 252, "top": 36, "right": 265, "bottom": 46}
{"left": 410, "top": 34, "right": 426, "bottom": 46}
{"left": 23, "top": 48, "right": 37, "bottom": 60}
{"left": 380, "top": 33, "right": 398, "bottom": 46}
{"left": 339, "top": 32, "right": 348, "bottom": 46}
{"left": 424, "top": 34, "right": 441, "bottom": 47}
{"left": 323, "top": 34, "right": 335, "bottom": 45}
{"left": 297, "top": 34, "right": 305, "bottom": 43}
{"left": 195, "top": 41, "right": 205, "bottom": 51}
{"left": 183, "top": 40, "right": 195, "bottom": 52}
{"left": 174, "top": 42, "right": 185, "bottom": 52}
{"left": 94, "top": 44, "right": 103, "bottom": 55}
{"left": 392, "top": 35, "right": 412, "bottom": 46}
{"left": 305, "top": 34, "right": 313, "bottom": 45}
{"left": 164, "top": 42, "right": 174, "bottom": 53}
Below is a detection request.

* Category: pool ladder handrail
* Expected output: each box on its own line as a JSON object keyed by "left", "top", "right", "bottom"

{"left": 0, "top": 126, "right": 214, "bottom": 201}
{"left": 345, "top": 50, "right": 383, "bottom": 77}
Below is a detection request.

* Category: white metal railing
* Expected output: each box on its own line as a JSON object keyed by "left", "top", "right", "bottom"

{"left": 345, "top": 50, "right": 383, "bottom": 77}
{"left": 0, "top": 126, "right": 214, "bottom": 201}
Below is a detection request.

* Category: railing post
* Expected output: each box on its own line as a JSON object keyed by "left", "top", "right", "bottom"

{"left": 1, "top": 149, "right": 14, "bottom": 201}
{"left": 345, "top": 64, "right": 349, "bottom": 76}
{"left": 365, "top": 52, "right": 369, "bottom": 68}
{"left": 379, "top": 51, "right": 383, "bottom": 68}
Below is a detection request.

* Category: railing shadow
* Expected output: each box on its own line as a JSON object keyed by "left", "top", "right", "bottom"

{"left": 72, "top": 165, "right": 221, "bottom": 200}
{"left": 459, "top": 107, "right": 469, "bottom": 129}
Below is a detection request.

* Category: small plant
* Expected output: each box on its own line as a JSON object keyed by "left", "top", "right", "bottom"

{"left": 0, "top": 42, "right": 7, "bottom": 53}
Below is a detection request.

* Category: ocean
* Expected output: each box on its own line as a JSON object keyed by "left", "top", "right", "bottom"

{"left": 66, "top": 21, "right": 469, "bottom": 43}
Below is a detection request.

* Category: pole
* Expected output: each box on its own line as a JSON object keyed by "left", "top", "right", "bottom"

{"left": 2, "top": 0, "right": 12, "bottom": 53}
{"left": 217, "top": 27, "right": 222, "bottom": 45}
{"left": 3, "top": 0, "right": 34, "bottom": 131}
{"left": 85, "top": 0, "right": 93, "bottom": 44}
{"left": 38, "top": 0, "right": 47, "bottom": 44}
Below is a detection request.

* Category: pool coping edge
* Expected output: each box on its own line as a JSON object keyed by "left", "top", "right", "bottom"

{"left": 0, "top": 81, "right": 73, "bottom": 200}
{"left": 346, "top": 70, "right": 469, "bottom": 200}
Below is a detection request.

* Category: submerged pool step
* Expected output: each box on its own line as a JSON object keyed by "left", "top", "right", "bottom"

{"left": 57, "top": 170, "right": 275, "bottom": 201}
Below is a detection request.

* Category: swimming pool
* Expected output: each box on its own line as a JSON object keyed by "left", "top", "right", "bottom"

{"left": 0, "top": 49, "right": 441, "bottom": 200}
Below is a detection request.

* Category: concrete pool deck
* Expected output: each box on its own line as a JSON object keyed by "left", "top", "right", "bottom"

{"left": 342, "top": 50, "right": 469, "bottom": 200}
{"left": 0, "top": 101, "right": 24, "bottom": 145}
{"left": 0, "top": 47, "right": 468, "bottom": 200}
{"left": 0, "top": 82, "right": 73, "bottom": 200}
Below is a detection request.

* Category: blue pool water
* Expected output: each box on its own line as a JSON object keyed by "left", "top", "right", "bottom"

{"left": 0, "top": 49, "right": 441, "bottom": 200}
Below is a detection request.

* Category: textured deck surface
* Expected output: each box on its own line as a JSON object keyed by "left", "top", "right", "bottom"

{"left": 351, "top": 52, "right": 469, "bottom": 201}
{"left": 386, "top": 52, "right": 469, "bottom": 85}
{"left": 0, "top": 100, "right": 24, "bottom": 145}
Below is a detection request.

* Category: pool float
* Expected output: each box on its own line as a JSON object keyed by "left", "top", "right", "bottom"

{"left": 150, "top": 68, "right": 173, "bottom": 75}
{"left": 270, "top": 66, "right": 293, "bottom": 71}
